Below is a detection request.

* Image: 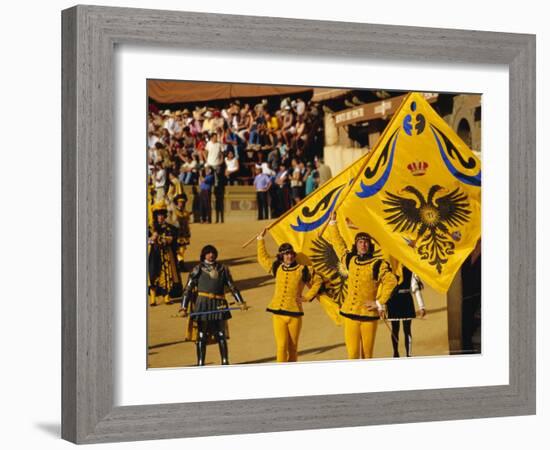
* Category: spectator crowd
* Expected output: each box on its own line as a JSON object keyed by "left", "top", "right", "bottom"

{"left": 147, "top": 95, "right": 332, "bottom": 223}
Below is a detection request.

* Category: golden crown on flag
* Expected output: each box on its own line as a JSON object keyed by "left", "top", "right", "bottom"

{"left": 407, "top": 160, "right": 429, "bottom": 176}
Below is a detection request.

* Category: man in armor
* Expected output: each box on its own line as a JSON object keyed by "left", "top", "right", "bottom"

{"left": 179, "top": 245, "right": 248, "bottom": 366}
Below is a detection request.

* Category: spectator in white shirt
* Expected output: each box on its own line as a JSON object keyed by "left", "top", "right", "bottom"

{"left": 181, "top": 109, "right": 193, "bottom": 127}
{"left": 148, "top": 130, "right": 160, "bottom": 150}
{"left": 153, "top": 162, "right": 167, "bottom": 201}
{"left": 261, "top": 161, "right": 275, "bottom": 176}
{"left": 163, "top": 111, "right": 177, "bottom": 136}
{"left": 150, "top": 142, "right": 165, "bottom": 165}
{"left": 202, "top": 110, "right": 215, "bottom": 134}
{"left": 205, "top": 133, "right": 224, "bottom": 169}
{"left": 224, "top": 149, "right": 240, "bottom": 185}
{"left": 296, "top": 98, "right": 306, "bottom": 117}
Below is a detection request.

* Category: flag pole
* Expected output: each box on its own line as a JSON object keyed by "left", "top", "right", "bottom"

{"left": 242, "top": 232, "right": 262, "bottom": 249}
{"left": 317, "top": 92, "right": 413, "bottom": 239}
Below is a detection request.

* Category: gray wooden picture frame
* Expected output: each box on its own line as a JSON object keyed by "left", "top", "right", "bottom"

{"left": 61, "top": 4, "right": 536, "bottom": 444}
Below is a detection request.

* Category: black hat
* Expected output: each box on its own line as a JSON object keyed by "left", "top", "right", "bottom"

{"left": 200, "top": 245, "right": 218, "bottom": 261}
{"left": 174, "top": 193, "right": 187, "bottom": 203}
{"left": 151, "top": 201, "right": 168, "bottom": 219}
{"left": 353, "top": 232, "right": 375, "bottom": 259}
{"left": 278, "top": 243, "right": 295, "bottom": 254}
{"left": 354, "top": 232, "right": 372, "bottom": 243}
{"left": 152, "top": 207, "right": 167, "bottom": 220}
{"left": 277, "top": 243, "right": 296, "bottom": 262}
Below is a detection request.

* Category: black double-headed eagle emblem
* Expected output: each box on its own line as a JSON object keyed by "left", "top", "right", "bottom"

{"left": 382, "top": 185, "right": 471, "bottom": 274}
{"left": 309, "top": 236, "right": 348, "bottom": 306}
{"left": 309, "top": 235, "right": 382, "bottom": 307}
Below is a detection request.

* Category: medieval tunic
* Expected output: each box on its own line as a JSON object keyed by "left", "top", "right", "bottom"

{"left": 328, "top": 222, "right": 397, "bottom": 359}
{"left": 181, "top": 261, "right": 244, "bottom": 321}
{"left": 257, "top": 238, "right": 322, "bottom": 315}
{"left": 386, "top": 267, "right": 425, "bottom": 320}
{"left": 148, "top": 221, "right": 181, "bottom": 298}
{"left": 168, "top": 204, "right": 191, "bottom": 240}
{"left": 257, "top": 237, "right": 322, "bottom": 362}
{"left": 328, "top": 223, "right": 397, "bottom": 320}
{"left": 168, "top": 205, "right": 191, "bottom": 272}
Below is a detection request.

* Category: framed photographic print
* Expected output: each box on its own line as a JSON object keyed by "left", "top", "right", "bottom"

{"left": 144, "top": 82, "right": 481, "bottom": 369}
{"left": 62, "top": 5, "right": 535, "bottom": 444}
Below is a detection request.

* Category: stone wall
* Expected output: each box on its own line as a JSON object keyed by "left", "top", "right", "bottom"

{"left": 182, "top": 185, "right": 258, "bottom": 222}
{"left": 323, "top": 112, "right": 368, "bottom": 174}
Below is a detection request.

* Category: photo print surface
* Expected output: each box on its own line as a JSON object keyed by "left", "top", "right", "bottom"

{"left": 146, "top": 81, "right": 482, "bottom": 368}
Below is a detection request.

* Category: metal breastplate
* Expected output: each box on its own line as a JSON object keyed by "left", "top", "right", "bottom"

{"left": 197, "top": 264, "right": 225, "bottom": 295}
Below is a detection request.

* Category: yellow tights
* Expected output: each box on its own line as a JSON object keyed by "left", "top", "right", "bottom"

{"left": 343, "top": 317, "right": 378, "bottom": 359}
{"left": 272, "top": 314, "right": 302, "bottom": 362}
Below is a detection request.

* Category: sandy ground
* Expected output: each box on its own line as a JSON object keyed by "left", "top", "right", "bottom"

{"left": 147, "top": 219, "right": 449, "bottom": 368}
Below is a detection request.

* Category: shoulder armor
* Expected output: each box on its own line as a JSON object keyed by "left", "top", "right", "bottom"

{"left": 190, "top": 264, "right": 202, "bottom": 278}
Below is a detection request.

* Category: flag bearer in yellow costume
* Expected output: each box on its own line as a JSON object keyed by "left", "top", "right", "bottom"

{"left": 257, "top": 228, "right": 323, "bottom": 363}
{"left": 328, "top": 211, "right": 398, "bottom": 359}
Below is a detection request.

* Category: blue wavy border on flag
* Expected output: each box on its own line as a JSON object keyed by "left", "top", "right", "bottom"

{"left": 430, "top": 126, "right": 482, "bottom": 187}
{"left": 355, "top": 130, "right": 399, "bottom": 198}
{"left": 290, "top": 181, "right": 353, "bottom": 232}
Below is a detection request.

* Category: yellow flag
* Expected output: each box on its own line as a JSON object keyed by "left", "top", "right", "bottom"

{"left": 269, "top": 153, "right": 380, "bottom": 325}
{"left": 268, "top": 154, "right": 366, "bottom": 255}
{"left": 338, "top": 92, "right": 481, "bottom": 292}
